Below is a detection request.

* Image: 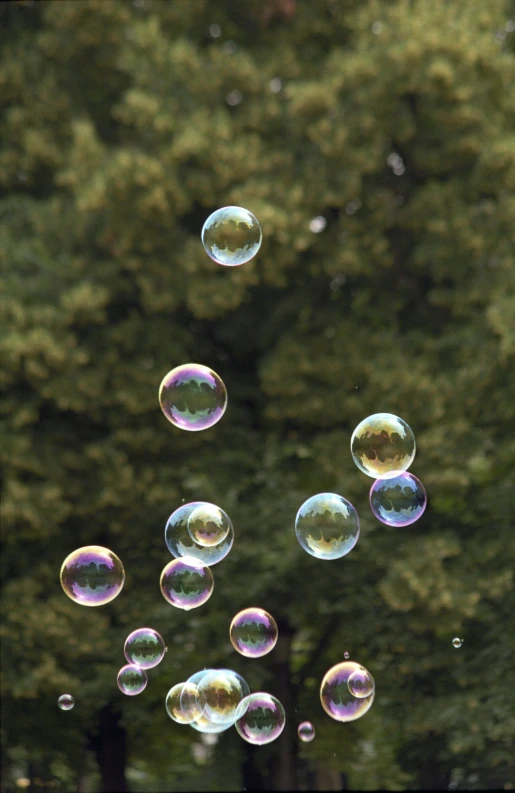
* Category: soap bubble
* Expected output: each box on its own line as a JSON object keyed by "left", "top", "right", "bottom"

{"left": 166, "top": 682, "right": 206, "bottom": 724}
{"left": 160, "top": 557, "right": 214, "bottom": 610}
{"left": 295, "top": 493, "right": 360, "bottom": 560}
{"left": 60, "top": 546, "right": 125, "bottom": 606}
{"left": 351, "top": 413, "right": 416, "bottom": 479}
{"left": 347, "top": 668, "right": 375, "bottom": 698}
{"left": 344, "top": 651, "right": 350, "bottom": 659}
{"left": 298, "top": 721, "right": 315, "bottom": 742}
{"left": 124, "top": 627, "right": 166, "bottom": 669}
{"left": 159, "top": 364, "right": 227, "bottom": 432}
{"left": 58, "top": 694, "right": 74, "bottom": 711}
{"left": 117, "top": 664, "right": 148, "bottom": 696}
{"left": 229, "top": 608, "right": 278, "bottom": 658}
{"left": 165, "top": 501, "right": 234, "bottom": 566}
{"left": 452, "top": 638, "right": 463, "bottom": 649}
{"left": 198, "top": 669, "right": 251, "bottom": 725}
{"left": 369, "top": 472, "right": 426, "bottom": 526}
{"left": 320, "top": 661, "right": 375, "bottom": 722}
{"left": 187, "top": 503, "right": 231, "bottom": 547}
{"left": 201, "top": 206, "right": 262, "bottom": 266}
{"left": 184, "top": 669, "right": 249, "bottom": 734}
{"left": 235, "top": 693, "right": 286, "bottom": 745}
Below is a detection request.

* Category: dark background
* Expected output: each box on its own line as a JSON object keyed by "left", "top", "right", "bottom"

{"left": 1, "top": 0, "right": 514, "bottom": 791}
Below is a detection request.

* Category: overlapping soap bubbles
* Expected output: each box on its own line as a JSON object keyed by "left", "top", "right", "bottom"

{"left": 295, "top": 493, "right": 360, "bottom": 560}
{"left": 351, "top": 413, "right": 416, "bottom": 479}
{"left": 60, "top": 546, "right": 125, "bottom": 607}
{"left": 159, "top": 364, "right": 227, "bottom": 432}
{"left": 369, "top": 472, "right": 426, "bottom": 526}
{"left": 320, "top": 661, "right": 375, "bottom": 722}
{"left": 58, "top": 694, "right": 74, "bottom": 711}
{"left": 124, "top": 628, "right": 166, "bottom": 669}
{"left": 230, "top": 608, "right": 278, "bottom": 658}
{"left": 165, "top": 501, "right": 234, "bottom": 566}
{"left": 187, "top": 503, "right": 231, "bottom": 547}
{"left": 201, "top": 206, "right": 262, "bottom": 266}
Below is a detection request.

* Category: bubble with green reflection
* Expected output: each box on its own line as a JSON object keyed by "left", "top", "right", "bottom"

{"left": 201, "top": 206, "right": 262, "bottom": 266}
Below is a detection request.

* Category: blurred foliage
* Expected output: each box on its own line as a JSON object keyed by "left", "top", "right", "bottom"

{"left": 1, "top": 0, "right": 515, "bottom": 791}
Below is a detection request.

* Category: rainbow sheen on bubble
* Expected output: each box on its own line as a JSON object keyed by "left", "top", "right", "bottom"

{"left": 351, "top": 413, "right": 416, "bottom": 479}
{"left": 58, "top": 694, "right": 74, "bottom": 711}
{"left": 60, "top": 546, "right": 125, "bottom": 607}
{"left": 166, "top": 682, "right": 205, "bottom": 724}
{"left": 369, "top": 472, "right": 426, "bottom": 526}
{"left": 184, "top": 669, "right": 249, "bottom": 734}
{"left": 160, "top": 556, "right": 214, "bottom": 610}
{"left": 198, "top": 669, "right": 251, "bottom": 725}
{"left": 229, "top": 608, "right": 278, "bottom": 658}
{"left": 187, "top": 503, "right": 231, "bottom": 547}
{"left": 298, "top": 721, "right": 315, "bottom": 742}
{"left": 295, "top": 493, "right": 360, "bottom": 560}
{"left": 320, "top": 661, "right": 375, "bottom": 722}
{"left": 165, "top": 501, "right": 234, "bottom": 566}
{"left": 201, "top": 206, "right": 262, "bottom": 266}
{"left": 347, "top": 668, "right": 375, "bottom": 699}
{"left": 124, "top": 627, "right": 166, "bottom": 670}
{"left": 117, "top": 664, "right": 148, "bottom": 696}
{"left": 159, "top": 364, "right": 227, "bottom": 431}
{"left": 235, "top": 693, "right": 286, "bottom": 745}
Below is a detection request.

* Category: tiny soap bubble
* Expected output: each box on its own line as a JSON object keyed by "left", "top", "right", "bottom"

{"left": 58, "top": 694, "right": 74, "bottom": 711}
{"left": 452, "top": 638, "right": 463, "bottom": 649}
{"left": 298, "top": 721, "right": 315, "bottom": 742}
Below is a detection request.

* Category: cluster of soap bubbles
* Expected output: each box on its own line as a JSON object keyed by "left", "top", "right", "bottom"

{"left": 166, "top": 668, "right": 285, "bottom": 745}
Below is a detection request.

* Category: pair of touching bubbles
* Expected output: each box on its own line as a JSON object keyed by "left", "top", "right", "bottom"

{"left": 117, "top": 627, "right": 167, "bottom": 697}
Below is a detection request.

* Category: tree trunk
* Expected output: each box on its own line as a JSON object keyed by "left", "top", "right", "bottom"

{"left": 269, "top": 620, "right": 299, "bottom": 792}
{"left": 92, "top": 703, "right": 127, "bottom": 793}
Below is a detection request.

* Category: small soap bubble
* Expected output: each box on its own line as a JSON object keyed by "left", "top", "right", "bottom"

{"left": 201, "top": 206, "right": 262, "bottom": 266}
{"left": 309, "top": 216, "right": 327, "bottom": 233}
{"left": 124, "top": 628, "right": 166, "bottom": 669}
{"left": 320, "top": 662, "right": 375, "bottom": 722}
{"left": 222, "top": 40, "right": 237, "bottom": 54}
{"left": 351, "top": 413, "right": 416, "bottom": 479}
{"left": 188, "top": 503, "right": 231, "bottom": 547}
{"left": 117, "top": 664, "right": 148, "bottom": 696}
{"left": 166, "top": 682, "right": 205, "bottom": 724}
{"left": 226, "top": 90, "right": 242, "bottom": 106}
{"left": 348, "top": 668, "right": 375, "bottom": 698}
{"left": 160, "top": 557, "right": 214, "bottom": 610}
{"left": 344, "top": 651, "right": 350, "bottom": 659}
{"left": 235, "top": 693, "right": 286, "bottom": 745}
{"left": 452, "top": 638, "right": 463, "bottom": 649}
{"left": 369, "top": 472, "right": 426, "bottom": 526}
{"left": 159, "top": 364, "right": 227, "bottom": 432}
{"left": 298, "top": 721, "right": 315, "bottom": 742}
{"left": 58, "top": 694, "right": 74, "bottom": 711}
{"left": 295, "top": 493, "right": 360, "bottom": 560}
{"left": 269, "top": 77, "right": 282, "bottom": 93}
{"left": 198, "top": 669, "right": 250, "bottom": 724}
{"left": 371, "top": 21, "right": 384, "bottom": 34}
{"left": 230, "top": 608, "right": 278, "bottom": 658}
{"left": 505, "top": 19, "right": 515, "bottom": 33}
{"left": 165, "top": 501, "right": 234, "bottom": 566}
{"left": 60, "top": 546, "right": 125, "bottom": 606}
{"left": 209, "top": 23, "right": 221, "bottom": 38}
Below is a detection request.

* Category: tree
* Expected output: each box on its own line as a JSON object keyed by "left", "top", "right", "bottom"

{"left": 1, "top": 0, "right": 514, "bottom": 790}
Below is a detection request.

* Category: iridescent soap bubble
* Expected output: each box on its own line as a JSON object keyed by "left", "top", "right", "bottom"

{"left": 159, "top": 364, "right": 227, "bottom": 432}
{"left": 298, "top": 721, "right": 315, "bottom": 742}
{"left": 198, "top": 669, "right": 251, "bottom": 725}
{"left": 295, "top": 493, "right": 360, "bottom": 560}
{"left": 187, "top": 503, "right": 231, "bottom": 547}
{"left": 201, "top": 206, "right": 262, "bottom": 266}
{"left": 60, "top": 546, "right": 125, "bottom": 607}
{"left": 184, "top": 669, "right": 248, "bottom": 734}
{"left": 124, "top": 627, "right": 166, "bottom": 670}
{"left": 347, "top": 668, "right": 375, "bottom": 698}
{"left": 165, "top": 501, "right": 234, "bottom": 566}
{"left": 229, "top": 608, "right": 278, "bottom": 658}
{"left": 117, "top": 664, "right": 148, "bottom": 696}
{"left": 235, "top": 693, "right": 286, "bottom": 745}
{"left": 160, "top": 556, "right": 214, "bottom": 610}
{"left": 452, "top": 638, "right": 463, "bottom": 649}
{"left": 320, "top": 661, "right": 375, "bottom": 722}
{"left": 166, "top": 682, "right": 206, "bottom": 724}
{"left": 58, "top": 694, "right": 74, "bottom": 711}
{"left": 350, "top": 413, "right": 416, "bottom": 479}
{"left": 369, "top": 472, "right": 426, "bottom": 526}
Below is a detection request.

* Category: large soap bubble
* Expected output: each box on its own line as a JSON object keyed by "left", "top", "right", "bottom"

{"left": 60, "top": 546, "right": 125, "bottom": 607}
{"left": 369, "top": 472, "right": 426, "bottom": 526}
{"left": 235, "top": 693, "right": 286, "bottom": 745}
{"left": 159, "top": 364, "right": 227, "bottom": 431}
{"left": 295, "top": 493, "right": 360, "bottom": 560}
{"left": 201, "top": 206, "right": 262, "bottom": 266}
{"left": 230, "top": 608, "right": 278, "bottom": 658}
{"left": 351, "top": 413, "right": 416, "bottom": 479}
{"left": 160, "top": 557, "right": 214, "bottom": 610}
{"left": 165, "top": 501, "right": 234, "bottom": 566}
{"left": 198, "top": 669, "right": 251, "bottom": 725}
{"left": 166, "top": 682, "right": 206, "bottom": 724}
{"left": 320, "top": 661, "right": 375, "bottom": 722}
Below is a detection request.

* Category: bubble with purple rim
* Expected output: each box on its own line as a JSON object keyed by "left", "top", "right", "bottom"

{"left": 369, "top": 472, "right": 426, "bottom": 526}
{"left": 230, "top": 608, "right": 278, "bottom": 658}
{"left": 159, "top": 364, "right": 227, "bottom": 431}
{"left": 60, "top": 545, "right": 125, "bottom": 607}
{"left": 165, "top": 501, "right": 234, "bottom": 566}
{"left": 124, "top": 627, "right": 166, "bottom": 669}
{"left": 298, "top": 721, "right": 315, "bottom": 742}
{"left": 58, "top": 694, "right": 75, "bottom": 711}
{"left": 235, "top": 693, "right": 286, "bottom": 745}
{"left": 320, "top": 661, "right": 375, "bottom": 722}
{"left": 160, "top": 556, "right": 214, "bottom": 610}
{"left": 117, "top": 664, "right": 148, "bottom": 696}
